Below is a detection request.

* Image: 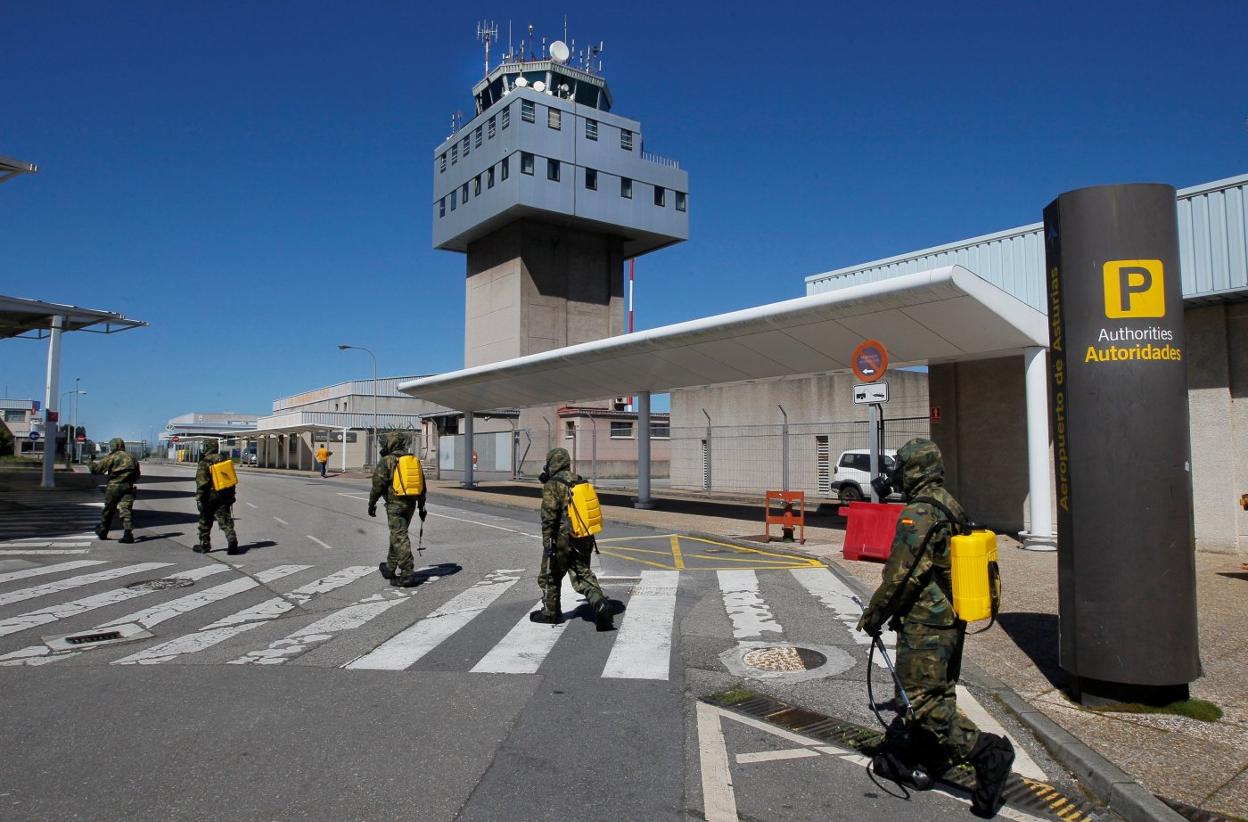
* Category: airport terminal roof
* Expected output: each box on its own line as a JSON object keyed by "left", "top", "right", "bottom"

{"left": 398, "top": 265, "right": 1047, "bottom": 411}
{"left": 0, "top": 295, "right": 147, "bottom": 339}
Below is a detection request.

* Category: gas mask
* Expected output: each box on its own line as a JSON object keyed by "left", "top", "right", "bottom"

{"left": 871, "top": 458, "right": 904, "bottom": 501}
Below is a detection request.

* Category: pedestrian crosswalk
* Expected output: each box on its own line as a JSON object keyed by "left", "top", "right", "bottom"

{"left": 0, "top": 494, "right": 101, "bottom": 554}
{"left": 0, "top": 558, "right": 896, "bottom": 683}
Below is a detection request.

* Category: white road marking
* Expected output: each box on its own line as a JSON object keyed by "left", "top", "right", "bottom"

{"left": 0, "top": 563, "right": 172, "bottom": 607}
{"left": 789, "top": 567, "right": 895, "bottom": 667}
{"left": 0, "top": 549, "right": 90, "bottom": 555}
{"left": 229, "top": 594, "right": 406, "bottom": 665}
{"left": 346, "top": 570, "right": 521, "bottom": 670}
{"left": 245, "top": 502, "right": 258, "bottom": 509}
{"left": 955, "top": 684, "right": 1046, "bottom": 780}
{"left": 735, "top": 749, "right": 821, "bottom": 764}
{"left": 428, "top": 511, "right": 540, "bottom": 539}
{"left": 717, "top": 570, "right": 783, "bottom": 639}
{"left": 307, "top": 536, "right": 334, "bottom": 550}
{"left": 113, "top": 566, "right": 373, "bottom": 665}
{"left": 470, "top": 578, "right": 578, "bottom": 674}
{"left": 602, "top": 569, "right": 679, "bottom": 680}
{"left": 337, "top": 493, "right": 370, "bottom": 500}
{"left": 272, "top": 516, "right": 289, "bottom": 526}
{"left": 0, "top": 560, "right": 104, "bottom": 584}
{"left": 696, "top": 701, "right": 739, "bottom": 822}
{"left": 0, "top": 565, "right": 227, "bottom": 637}
{"left": 0, "top": 565, "right": 312, "bottom": 666}
{"left": 0, "top": 542, "right": 91, "bottom": 548}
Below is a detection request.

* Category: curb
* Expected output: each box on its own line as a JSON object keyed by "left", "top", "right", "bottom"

{"left": 689, "top": 530, "right": 1184, "bottom": 822}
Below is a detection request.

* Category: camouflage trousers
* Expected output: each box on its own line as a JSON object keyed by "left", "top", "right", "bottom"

{"left": 894, "top": 620, "right": 981, "bottom": 763}
{"left": 100, "top": 483, "right": 136, "bottom": 532}
{"left": 537, "top": 537, "right": 605, "bottom": 617}
{"left": 198, "top": 493, "right": 238, "bottom": 545}
{"left": 385, "top": 499, "right": 417, "bottom": 576}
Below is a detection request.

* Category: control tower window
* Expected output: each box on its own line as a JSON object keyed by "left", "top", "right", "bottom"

{"left": 502, "top": 107, "right": 510, "bottom": 129}
{"left": 474, "top": 127, "right": 482, "bottom": 148}
{"left": 548, "top": 108, "right": 561, "bottom": 130}
{"left": 439, "top": 197, "right": 445, "bottom": 218}
{"left": 501, "top": 157, "right": 510, "bottom": 180}
{"left": 439, "top": 153, "right": 446, "bottom": 173}
{"left": 462, "top": 136, "right": 470, "bottom": 157}
{"left": 461, "top": 182, "right": 469, "bottom": 202}
{"left": 653, "top": 186, "right": 666, "bottom": 207}
{"left": 521, "top": 152, "right": 534, "bottom": 175}
{"left": 620, "top": 129, "right": 634, "bottom": 151}
{"left": 474, "top": 175, "right": 481, "bottom": 197}
{"left": 521, "top": 99, "right": 535, "bottom": 123}
{"left": 547, "top": 158, "right": 561, "bottom": 182}
{"left": 621, "top": 177, "right": 632, "bottom": 199}
{"left": 451, "top": 145, "right": 458, "bottom": 165}
{"left": 585, "top": 168, "right": 597, "bottom": 191}
{"left": 450, "top": 190, "right": 457, "bottom": 211}
{"left": 676, "top": 191, "right": 687, "bottom": 212}
{"left": 585, "top": 119, "right": 598, "bottom": 141}
{"left": 487, "top": 167, "right": 495, "bottom": 189}
{"left": 488, "top": 116, "right": 496, "bottom": 138}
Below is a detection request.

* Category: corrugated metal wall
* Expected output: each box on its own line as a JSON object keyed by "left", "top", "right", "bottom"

{"left": 806, "top": 174, "right": 1248, "bottom": 309}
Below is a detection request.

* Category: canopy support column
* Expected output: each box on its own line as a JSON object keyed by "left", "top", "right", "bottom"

{"left": 635, "top": 390, "right": 654, "bottom": 509}
{"left": 40, "top": 315, "right": 64, "bottom": 489}
{"left": 1021, "top": 346, "right": 1057, "bottom": 550}
{"left": 463, "top": 412, "right": 475, "bottom": 488}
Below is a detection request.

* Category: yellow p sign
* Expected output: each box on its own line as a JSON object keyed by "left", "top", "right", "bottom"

{"left": 1103, "top": 259, "right": 1165, "bottom": 318}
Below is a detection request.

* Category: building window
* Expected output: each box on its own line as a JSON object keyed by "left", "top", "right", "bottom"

{"left": 652, "top": 423, "right": 670, "bottom": 439}
{"left": 451, "top": 145, "right": 458, "bottom": 165}
{"left": 462, "top": 136, "right": 470, "bottom": 157}
{"left": 461, "top": 182, "right": 469, "bottom": 202}
{"left": 521, "top": 99, "right": 535, "bottom": 123}
{"left": 474, "top": 175, "right": 481, "bottom": 196}
{"left": 620, "top": 129, "right": 633, "bottom": 151}
{"left": 610, "top": 420, "right": 633, "bottom": 439}
{"left": 439, "top": 197, "right": 445, "bottom": 218}
{"left": 3, "top": 409, "right": 25, "bottom": 422}
{"left": 439, "top": 153, "right": 446, "bottom": 172}
{"left": 676, "top": 191, "right": 687, "bottom": 212}
{"left": 585, "top": 168, "right": 597, "bottom": 191}
{"left": 487, "top": 167, "right": 495, "bottom": 188}
{"left": 564, "top": 420, "right": 576, "bottom": 439}
{"left": 502, "top": 106, "right": 510, "bottom": 128}
{"left": 450, "top": 190, "right": 457, "bottom": 210}
{"left": 548, "top": 107, "right": 561, "bottom": 129}
{"left": 488, "top": 116, "right": 496, "bottom": 138}
{"left": 521, "top": 152, "right": 534, "bottom": 175}
{"left": 474, "top": 126, "right": 482, "bottom": 147}
{"left": 620, "top": 177, "right": 632, "bottom": 198}
{"left": 501, "top": 156, "right": 510, "bottom": 180}
{"left": 547, "top": 158, "right": 560, "bottom": 181}
{"left": 585, "top": 118, "right": 598, "bottom": 140}
{"left": 653, "top": 185, "right": 666, "bottom": 207}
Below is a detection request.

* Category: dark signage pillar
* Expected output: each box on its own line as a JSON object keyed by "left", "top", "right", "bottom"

{"left": 1043, "top": 183, "right": 1199, "bottom": 705}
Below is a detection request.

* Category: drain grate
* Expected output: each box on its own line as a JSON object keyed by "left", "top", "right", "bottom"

{"left": 742, "top": 646, "right": 827, "bottom": 672}
{"left": 704, "top": 689, "right": 1105, "bottom": 822}
{"left": 126, "top": 577, "right": 195, "bottom": 592}
{"left": 44, "top": 622, "right": 152, "bottom": 652}
{"left": 64, "top": 631, "right": 123, "bottom": 645}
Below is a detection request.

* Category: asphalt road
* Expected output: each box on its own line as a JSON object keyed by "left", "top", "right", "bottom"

{"left": 0, "top": 463, "right": 1090, "bottom": 821}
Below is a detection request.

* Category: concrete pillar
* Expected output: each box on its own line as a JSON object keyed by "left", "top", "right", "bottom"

{"left": 40, "top": 315, "right": 65, "bottom": 489}
{"left": 635, "top": 391, "right": 654, "bottom": 509}
{"left": 1021, "top": 346, "right": 1057, "bottom": 550}
{"left": 463, "top": 412, "right": 475, "bottom": 487}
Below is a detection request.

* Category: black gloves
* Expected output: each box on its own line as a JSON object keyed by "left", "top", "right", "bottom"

{"left": 419, "top": 508, "right": 427, "bottom": 522}
{"left": 367, "top": 504, "right": 376, "bottom": 518}
{"left": 857, "top": 607, "right": 885, "bottom": 637}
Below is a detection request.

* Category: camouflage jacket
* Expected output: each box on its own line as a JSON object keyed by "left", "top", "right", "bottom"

{"left": 865, "top": 482, "right": 966, "bottom": 629}
{"left": 369, "top": 449, "right": 426, "bottom": 509}
{"left": 90, "top": 450, "right": 140, "bottom": 487}
{"left": 195, "top": 453, "right": 235, "bottom": 501}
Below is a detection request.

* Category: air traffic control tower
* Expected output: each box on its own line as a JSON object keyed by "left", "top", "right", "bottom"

{"left": 432, "top": 31, "right": 689, "bottom": 369}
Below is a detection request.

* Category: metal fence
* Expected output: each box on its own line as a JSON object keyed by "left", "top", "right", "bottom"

{"left": 501, "top": 415, "right": 930, "bottom": 498}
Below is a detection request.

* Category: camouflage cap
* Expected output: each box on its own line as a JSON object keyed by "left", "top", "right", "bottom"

{"left": 109, "top": 437, "right": 126, "bottom": 451}
{"left": 896, "top": 437, "right": 944, "bottom": 493}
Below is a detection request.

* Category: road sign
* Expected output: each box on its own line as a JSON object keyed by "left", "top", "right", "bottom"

{"left": 853, "top": 381, "right": 889, "bottom": 405}
{"left": 46, "top": 410, "right": 59, "bottom": 423}
{"left": 171, "top": 436, "right": 181, "bottom": 443}
{"left": 76, "top": 435, "right": 86, "bottom": 443}
{"left": 850, "top": 339, "right": 889, "bottom": 383}
{"left": 28, "top": 431, "right": 41, "bottom": 441}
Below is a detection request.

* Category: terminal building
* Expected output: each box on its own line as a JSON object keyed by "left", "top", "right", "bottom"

{"left": 1, "top": 398, "right": 40, "bottom": 456}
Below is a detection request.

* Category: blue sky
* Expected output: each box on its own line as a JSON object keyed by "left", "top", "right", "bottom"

{"left": 2, "top": 0, "right": 1245, "bottom": 442}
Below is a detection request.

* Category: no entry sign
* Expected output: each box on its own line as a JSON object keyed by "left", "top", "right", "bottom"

{"left": 850, "top": 339, "right": 889, "bottom": 383}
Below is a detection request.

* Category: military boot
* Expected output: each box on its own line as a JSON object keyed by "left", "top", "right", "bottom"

{"left": 95, "top": 525, "right": 109, "bottom": 540}
{"left": 968, "top": 733, "right": 1015, "bottom": 818}
{"left": 391, "top": 571, "right": 423, "bottom": 588}
{"left": 528, "top": 610, "right": 564, "bottom": 624}
{"left": 192, "top": 543, "right": 211, "bottom": 554}
{"left": 118, "top": 530, "right": 135, "bottom": 544}
{"left": 378, "top": 562, "right": 394, "bottom": 580}
{"left": 594, "top": 598, "right": 615, "bottom": 632}
{"left": 226, "top": 539, "right": 242, "bottom": 555}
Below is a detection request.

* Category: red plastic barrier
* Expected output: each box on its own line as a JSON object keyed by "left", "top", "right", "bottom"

{"left": 840, "top": 501, "right": 905, "bottom": 561}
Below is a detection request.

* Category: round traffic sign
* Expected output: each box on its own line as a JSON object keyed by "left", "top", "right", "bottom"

{"left": 28, "top": 431, "right": 41, "bottom": 441}
{"left": 851, "top": 339, "right": 889, "bottom": 383}
{"left": 171, "top": 436, "right": 181, "bottom": 443}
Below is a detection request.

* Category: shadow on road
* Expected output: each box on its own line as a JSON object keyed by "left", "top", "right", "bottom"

{"left": 995, "top": 611, "right": 1070, "bottom": 691}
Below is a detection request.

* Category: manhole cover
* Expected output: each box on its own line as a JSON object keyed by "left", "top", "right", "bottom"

{"left": 742, "top": 646, "right": 827, "bottom": 672}
{"left": 126, "top": 577, "right": 195, "bottom": 592}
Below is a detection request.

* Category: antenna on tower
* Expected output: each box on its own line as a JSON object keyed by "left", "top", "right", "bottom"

{"left": 476, "top": 20, "right": 498, "bottom": 77}
{"left": 450, "top": 109, "right": 464, "bottom": 136}
{"left": 589, "top": 41, "right": 605, "bottom": 74}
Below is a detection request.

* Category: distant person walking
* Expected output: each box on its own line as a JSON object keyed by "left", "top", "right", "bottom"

{"left": 194, "top": 440, "right": 241, "bottom": 555}
{"left": 90, "top": 437, "right": 140, "bottom": 543}
{"left": 315, "top": 444, "right": 332, "bottom": 478}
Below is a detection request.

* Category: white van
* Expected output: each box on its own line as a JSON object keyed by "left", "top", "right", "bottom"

{"left": 831, "top": 448, "right": 900, "bottom": 503}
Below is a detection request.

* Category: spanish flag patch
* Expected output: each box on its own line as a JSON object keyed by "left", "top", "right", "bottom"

{"left": 901, "top": 518, "right": 914, "bottom": 525}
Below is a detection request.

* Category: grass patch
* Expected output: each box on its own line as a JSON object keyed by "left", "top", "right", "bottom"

{"left": 705, "top": 683, "right": 760, "bottom": 706}
{"left": 1090, "top": 698, "right": 1222, "bottom": 722}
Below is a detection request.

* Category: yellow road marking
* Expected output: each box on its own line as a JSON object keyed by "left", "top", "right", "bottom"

{"left": 670, "top": 535, "right": 686, "bottom": 570}
{"left": 688, "top": 553, "right": 811, "bottom": 567}
{"left": 688, "top": 537, "right": 824, "bottom": 566}
{"left": 598, "top": 549, "right": 675, "bottom": 570}
{"left": 605, "top": 544, "right": 678, "bottom": 557}
{"left": 598, "top": 534, "right": 678, "bottom": 543}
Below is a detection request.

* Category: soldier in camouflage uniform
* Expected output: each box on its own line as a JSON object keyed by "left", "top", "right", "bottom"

{"left": 194, "top": 440, "right": 241, "bottom": 555}
{"left": 530, "top": 448, "right": 613, "bottom": 631}
{"left": 368, "top": 432, "right": 427, "bottom": 587}
{"left": 90, "top": 438, "right": 140, "bottom": 543}
{"left": 857, "top": 438, "right": 1014, "bottom": 817}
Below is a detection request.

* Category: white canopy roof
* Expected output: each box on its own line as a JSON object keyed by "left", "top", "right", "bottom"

{"left": 398, "top": 265, "right": 1047, "bottom": 411}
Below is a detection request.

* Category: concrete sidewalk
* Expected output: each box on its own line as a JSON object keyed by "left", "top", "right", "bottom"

{"left": 424, "top": 479, "right": 1247, "bottom": 821}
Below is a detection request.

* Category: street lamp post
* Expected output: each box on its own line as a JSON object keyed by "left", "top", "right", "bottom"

{"left": 60, "top": 387, "right": 86, "bottom": 466}
{"left": 73, "top": 379, "right": 86, "bottom": 463}
{"left": 338, "top": 344, "right": 378, "bottom": 466}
